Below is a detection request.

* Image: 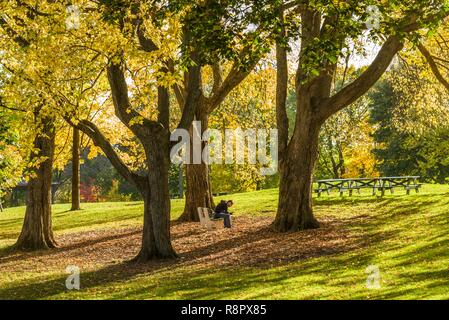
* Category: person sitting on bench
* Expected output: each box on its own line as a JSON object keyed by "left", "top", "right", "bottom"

{"left": 214, "top": 200, "right": 233, "bottom": 228}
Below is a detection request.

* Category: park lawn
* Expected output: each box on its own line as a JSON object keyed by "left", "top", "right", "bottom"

{"left": 0, "top": 184, "right": 448, "bottom": 299}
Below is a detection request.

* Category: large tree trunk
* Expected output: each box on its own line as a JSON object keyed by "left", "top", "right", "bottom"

{"left": 181, "top": 162, "right": 214, "bottom": 221}
{"left": 133, "top": 186, "right": 157, "bottom": 262}
{"left": 179, "top": 110, "right": 214, "bottom": 222}
{"left": 134, "top": 135, "right": 177, "bottom": 261}
{"left": 71, "top": 127, "right": 81, "bottom": 211}
{"left": 273, "top": 106, "right": 320, "bottom": 232}
{"left": 15, "top": 118, "right": 57, "bottom": 250}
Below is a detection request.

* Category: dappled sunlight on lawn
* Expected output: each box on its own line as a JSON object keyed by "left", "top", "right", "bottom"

{"left": 1, "top": 185, "right": 449, "bottom": 299}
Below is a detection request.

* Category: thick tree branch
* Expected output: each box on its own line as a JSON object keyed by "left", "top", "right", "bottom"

{"left": 275, "top": 18, "right": 289, "bottom": 158}
{"left": 157, "top": 86, "right": 170, "bottom": 129}
{"left": 136, "top": 22, "right": 158, "bottom": 52}
{"left": 418, "top": 43, "right": 449, "bottom": 92}
{"left": 107, "top": 60, "right": 160, "bottom": 136}
{"left": 206, "top": 60, "right": 257, "bottom": 113}
{"left": 295, "top": 9, "right": 322, "bottom": 86}
{"left": 65, "top": 117, "right": 148, "bottom": 190}
{"left": 211, "top": 62, "right": 223, "bottom": 96}
{"left": 206, "top": 24, "right": 269, "bottom": 113}
{"left": 135, "top": 21, "right": 185, "bottom": 108}
{"left": 172, "top": 82, "right": 185, "bottom": 109}
{"left": 176, "top": 63, "right": 201, "bottom": 131}
{"left": 320, "top": 36, "right": 404, "bottom": 120}
{"left": 166, "top": 59, "right": 185, "bottom": 108}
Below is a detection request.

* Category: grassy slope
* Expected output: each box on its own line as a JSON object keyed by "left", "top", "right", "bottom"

{"left": 0, "top": 184, "right": 448, "bottom": 299}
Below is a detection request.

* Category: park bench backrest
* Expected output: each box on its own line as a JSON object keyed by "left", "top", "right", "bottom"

{"left": 197, "top": 207, "right": 213, "bottom": 229}
{"left": 197, "top": 207, "right": 223, "bottom": 230}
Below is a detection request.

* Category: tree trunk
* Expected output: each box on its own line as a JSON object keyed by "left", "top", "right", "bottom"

{"left": 179, "top": 111, "right": 214, "bottom": 222}
{"left": 273, "top": 107, "right": 320, "bottom": 232}
{"left": 134, "top": 135, "right": 177, "bottom": 261}
{"left": 330, "top": 152, "right": 340, "bottom": 179}
{"left": 71, "top": 127, "right": 81, "bottom": 211}
{"left": 180, "top": 162, "right": 214, "bottom": 221}
{"left": 178, "top": 164, "right": 184, "bottom": 198}
{"left": 15, "top": 118, "right": 57, "bottom": 250}
{"left": 133, "top": 186, "right": 157, "bottom": 262}
{"left": 337, "top": 145, "right": 345, "bottom": 177}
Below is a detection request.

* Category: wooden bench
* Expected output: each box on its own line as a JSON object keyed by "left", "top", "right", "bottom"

{"left": 197, "top": 207, "right": 227, "bottom": 230}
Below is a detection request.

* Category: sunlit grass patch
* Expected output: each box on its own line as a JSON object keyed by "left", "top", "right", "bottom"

{"left": 0, "top": 184, "right": 448, "bottom": 299}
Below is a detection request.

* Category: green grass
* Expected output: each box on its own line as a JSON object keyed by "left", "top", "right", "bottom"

{"left": 1, "top": 184, "right": 448, "bottom": 299}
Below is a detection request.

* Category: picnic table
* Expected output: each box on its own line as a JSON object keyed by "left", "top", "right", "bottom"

{"left": 315, "top": 176, "right": 422, "bottom": 197}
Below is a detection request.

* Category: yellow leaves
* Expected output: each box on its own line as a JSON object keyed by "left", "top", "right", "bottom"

{"left": 1, "top": 0, "right": 275, "bottom": 181}
{"left": 0, "top": 142, "right": 23, "bottom": 190}
{"left": 209, "top": 62, "right": 276, "bottom": 131}
{"left": 156, "top": 70, "right": 179, "bottom": 88}
{"left": 205, "top": 61, "right": 277, "bottom": 191}
{"left": 343, "top": 140, "right": 380, "bottom": 179}
{"left": 88, "top": 144, "right": 102, "bottom": 160}
{"left": 333, "top": 0, "right": 350, "bottom": 10}
{"left": 388, "top": 43, "right": 449, "bottom": 137}
{"left": 141, "top": 12, "right": 182, "bottom": 61}
{"left": 129, "top": 115, "right": 144, "bottom": 127}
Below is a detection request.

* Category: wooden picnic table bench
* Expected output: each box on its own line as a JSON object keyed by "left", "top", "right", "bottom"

{"left": 314, "top": 176, "right": 421, "bottom": 197}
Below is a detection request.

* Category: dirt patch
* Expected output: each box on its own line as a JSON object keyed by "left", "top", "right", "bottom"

{"left": 0, "top": 216, "right": 361, "bottom": 273}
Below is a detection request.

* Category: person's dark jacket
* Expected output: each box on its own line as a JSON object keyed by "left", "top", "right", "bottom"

{"left": 214, "top": 200, "right": 230, "bottom": 214}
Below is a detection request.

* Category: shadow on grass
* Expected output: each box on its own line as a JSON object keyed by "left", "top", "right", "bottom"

{"left": 0, "top": 219, "right": 390, "bottom": 299}
{"left": 0, "top": 229, "right": 141, "bottom": 265}
{"left": 1, "top": 191, "right": 448, "bottom": 299}
{"left": 0, "top": 249, "right": 374, "bottom": 299}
